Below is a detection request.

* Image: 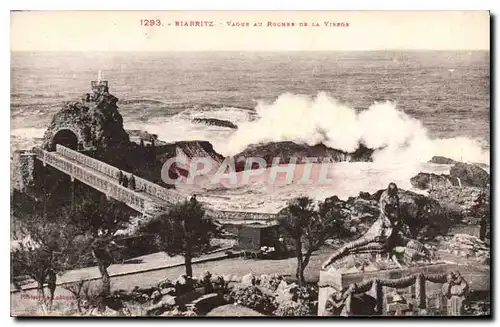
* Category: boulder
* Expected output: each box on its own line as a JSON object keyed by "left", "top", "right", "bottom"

{"left": 358, "top": 191, "right": 372, "bottom": 200}
{"left": 233, "top": 141, "right": 374, "bottom": 171}
{"left": 158, "top": 279, "right": 174, "bottom": 290}
{"left": 151, "top": 290, "right": 162, "bottom": 302}
{"left": 428, "top": 185, "right": 488, "bottom": 217}
{"left": 449, "top": 162, "right": 490, "bottom": 188}
{"left": 428, "top": 156, "right": 457, "bottom": 165}
{"left": 190, "top": 293, "right": 224, "bottom": 315}
{"left": 275, "top": 281, "right": 298, "bottom": 303}
{"left": 160, "top": 287, "right": 176, "bottom": 296}
{"left": 443, "top": 233, "right": 490, "bottom": 262}
{"left": 241, "top": 273, "right": 257, "bottom": 286}
{"left": 192, "top": 118, "right": 238, "bottom": 129}
{"left": 349, "top": 198, "right": 379, "bottom": 218}
{"left": 160, "top": 295, "right": 177, "bottom": 306}
{"left": 397, "top": 190, "right": 445, "bottom": 238}
{"left": 410, "top": 172, "right": 456, "bottom": 190}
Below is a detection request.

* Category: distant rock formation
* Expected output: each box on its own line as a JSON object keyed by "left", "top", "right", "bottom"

{"left": 127, "top": 130, "right": 158, "bottom": 142}
{"left": 41, "top": 87, "right": 130, "bottom": 152}
{"left": 410, "top": 172, "right": 458, "bottom": 189}
{"left": 410, "top": 162, "right": 490, "bottom": 237}
{"left": 428, "top": 186, "right": 488, "bottom": 219}
{"left": 233, "top": 141, "right": 374, "bottom": 170}
{"left": 192, "top": 118, "right": 238, "bottom": 129}
{"left": 449, "top": 162, "right": 490, "bottom": 188}
{"left": 411, "top": 163, "right": 489, "bottom": 190}
{"left": 428, "top": 156, "right": 457, "bottom": 165}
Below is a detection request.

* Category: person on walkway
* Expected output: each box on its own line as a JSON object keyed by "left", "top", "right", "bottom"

{"left": 129, "top": 175, "right": 136, "bottom": 191}
{"left": 117, "top": 171, "right": 124, "bottom": 185}
{"left": 122, "top": 175, "right": 129, "bottom": 188}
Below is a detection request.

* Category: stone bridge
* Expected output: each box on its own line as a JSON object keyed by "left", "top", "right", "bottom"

{"left": 32, "top": 144, "right": 278, "bottom": 224}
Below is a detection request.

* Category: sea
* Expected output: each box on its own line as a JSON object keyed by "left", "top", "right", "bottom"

{"left": 10, "top": 51, "right": 490, "bottom": 212}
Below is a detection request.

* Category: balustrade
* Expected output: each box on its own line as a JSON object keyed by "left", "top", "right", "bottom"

{"left": 36, "top": 148, "right": 155, "bottom": 214}
{"left": 34, "top": 145, "right": 277, "bottom": 221}
{"left": 55, "top": 144, "right": 183, "bottom": 204}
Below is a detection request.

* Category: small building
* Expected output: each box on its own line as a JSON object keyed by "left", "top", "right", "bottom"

{"left": 230, "top": 223, "right": 280, "bottom": 251}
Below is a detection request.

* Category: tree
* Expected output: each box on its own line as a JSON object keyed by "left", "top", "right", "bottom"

{"left": 278, "top": 197, "right": 348, "bottom": 287}
{"left": 11, "top": 212, "right": 79, "bottom": 311}
{"left": 70, "top": 195, "right": 132, "bottom": 297}
{"left": 139, "top": 198, "right": 216, "bottom": 277}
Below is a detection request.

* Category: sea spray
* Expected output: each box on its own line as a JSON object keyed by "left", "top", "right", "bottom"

{"left": 10, "top": 93, "right": 489, "bottom": 166}
{"left": 226, "top": 92, "right": 489, "bottom": 165}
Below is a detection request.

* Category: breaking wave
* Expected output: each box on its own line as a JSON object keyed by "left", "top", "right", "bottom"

{"left": 10, "top": 93, "right": 489, "bottom": 167}
{"left": 225, "top": 92, "right": 489, "bottom": 165}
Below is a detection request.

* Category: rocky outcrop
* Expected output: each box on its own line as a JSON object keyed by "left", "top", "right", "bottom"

{"left": 127, "top": 130, "right": 158, "bottom": 141}
{"left": 443, "top": 234, "right": 489, "bottom": 264}
{"left": 323, "top": 189, "right": 445, "bottom": 240}
{"left": 233, "top": 142, "right": 373, "bottom": 170}
{"left": 410, "top": 172, "right": 457, "bottom": 190}
{"left": 41, "top": 92, "right": 130, "bottom": 151}
{"left": 449, "top": 162, "right": 490, "bottom": 188}
{"left": 192, "top": 118, "right": 238, "bottom": 129}
{"left": 410, "top": 161, "right": 489, "bottom": 223}
{"left": 428, "top": 186, "right": 489, "bottom": 219}
{"left": 428, "top": 156, "right": 457, "bottom": 164}
{"left": 174, "top": 141, "right": 225, "bottom": 163}
{"left": 411, "top": 162, "right": 489, "bottom": 190}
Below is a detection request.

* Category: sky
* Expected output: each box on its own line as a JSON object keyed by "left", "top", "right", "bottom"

{"left": 10, "top": 11, "right": 490, "bottom": 51}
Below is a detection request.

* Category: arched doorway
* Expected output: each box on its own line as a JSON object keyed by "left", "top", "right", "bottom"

{"left": 51, "top": 129, "right": 78, "bottom": 151}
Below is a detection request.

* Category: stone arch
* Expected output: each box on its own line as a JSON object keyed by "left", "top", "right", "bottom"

{"left": 50, "top": 128, "right": 80, "bottom": 151}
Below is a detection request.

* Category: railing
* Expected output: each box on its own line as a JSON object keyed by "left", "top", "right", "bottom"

{"left": 206, "top": 208, "right": 278, "bottom": 222}
{"left": 40, "top": 149, "right": 153, "bottom": 214}
{"left": 55, "top": 144, "right": 184, "bottom": 204}
{"left": 34, "top": 145, "right": 279, "bottom": 222}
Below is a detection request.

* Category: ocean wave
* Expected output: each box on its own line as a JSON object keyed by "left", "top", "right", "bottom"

{"left": 119, "top": 99, "right": 165, "bottom": 105}
{"left": 224, "top": 92, "right": 490, "bottom": 165}
{"left": 10, "top": 93, "right": 489, "bottom": 167}
{"left": 11, "top": 92, "right": 66, "bottom": 99}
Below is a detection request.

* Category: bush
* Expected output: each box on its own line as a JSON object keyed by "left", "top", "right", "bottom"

{"left": 259, "top": 273, "right": 284, "bottom": 292}
{"left": 229, "top": 285, "right": 277, "bottom": 315}
{"left": 292, "top": 286, "right": 318, "bottom": 303}
{"left": 161, "top": 307, "right": 198, "bottom": 316}
{"left": 273, "top": 301, "right": 312, "bottom": 316}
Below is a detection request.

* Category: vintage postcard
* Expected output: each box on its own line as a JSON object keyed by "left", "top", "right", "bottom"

{"left": 10, "top": 10, "right": 490, "bottom": 317}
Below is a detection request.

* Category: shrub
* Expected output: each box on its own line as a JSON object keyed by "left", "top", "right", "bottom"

{"left": 161, "top": 306, "right": 198, "bottom": 316}
{"left": 229, "top": 285, "right": 277, "bottom": 315}
{"left": 259, "top": 273, "right": 284, "bottom": 292}
{"left": 292, "top": 286, "right": 318, "bottom": 303}
{"left": 273, "top": 300, "right": 312, "bottom": 316}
